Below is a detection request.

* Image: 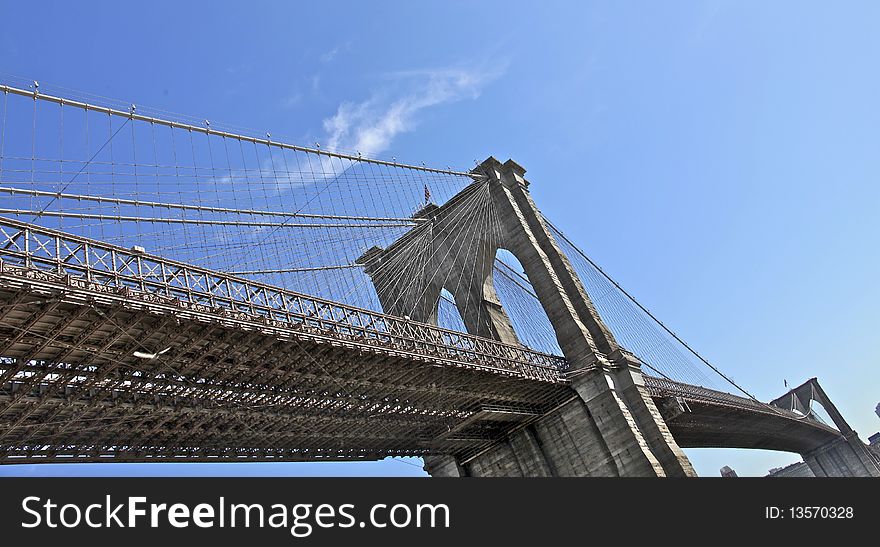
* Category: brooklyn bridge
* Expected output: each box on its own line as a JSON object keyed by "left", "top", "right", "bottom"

{"left": 0, "top": 79, "right": 876, "bottom": 476}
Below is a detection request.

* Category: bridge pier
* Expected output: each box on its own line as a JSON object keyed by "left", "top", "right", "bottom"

{"left": 425, "top": 359, "right": 700, "bottom": 477}
{"left": 606, "top": 354, "right": 696, "bottom": 477}
{"left": 425, "top": 365, "right": 697, "bottom": 477}
{"left": 423, "top": 455, "right": 468, "bottom": 477}
{"left": 803, "top": 434, "right": 880, "bottom": 477}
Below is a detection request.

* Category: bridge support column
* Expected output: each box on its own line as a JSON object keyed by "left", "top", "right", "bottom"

{"left": 570, "top": 367, "right": 666, "bottom": 476}
{"left": 607, "top": 352, "right": 696, "bottom": 477}
{"left": 423, "top": 455, "right": 468, "bottom": 477}
{"left": 803, "top": 434, "right": 880, "bottom": 477}
{"left": 425, "top": 377, "right": 695, "bottom": 477}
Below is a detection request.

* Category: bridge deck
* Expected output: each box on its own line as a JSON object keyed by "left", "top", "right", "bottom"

{"left": 645, "top": 377, "right": 842, "bottom": 454}
{"left": 0, "top": 265, "right": 575, "bottom": 462}
{"left": 0, "top": 217, "right": 565, "bottom": 378}
{"left": 0, "top": 218, "right": 843, "bottom": 464}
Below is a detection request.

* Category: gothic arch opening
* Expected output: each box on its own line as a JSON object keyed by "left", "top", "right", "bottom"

{"left": 492, "top": 248, "right": 563, "bottom": 355}
{"left": 436, "top": 288, "right": 467, "bottom": 333}
{"left": 793, "top": 399, "right": 840, "bottom": 432}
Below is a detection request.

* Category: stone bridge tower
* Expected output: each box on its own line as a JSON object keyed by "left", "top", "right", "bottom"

{"left": 770, "top": 379, "right": 880, "bottom": 477}
{"left": 358, "top": 157, "right": 697, "bottom": 477}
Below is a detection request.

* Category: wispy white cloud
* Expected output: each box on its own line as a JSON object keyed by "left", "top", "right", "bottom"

{"left": 225, "top": 63, "right": 251, "bottom": 75}
{"left": 319, "top": 40, "right": 353, "bottom": 64}
{"left": 257, "top": 62, "right": 504, "bottom": 194}
{"left": 319, "top": 45, "right": 342, "bottom": 64}
{"left": 282, "top": 92, "right": 303, "bottom": 108}
{"left": 321, "top": 65, "right": 505, "bottom": 158}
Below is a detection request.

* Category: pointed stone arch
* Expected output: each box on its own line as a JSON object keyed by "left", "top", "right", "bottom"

{"left": 436, "top": 288, "right": 467, "bottom": 333}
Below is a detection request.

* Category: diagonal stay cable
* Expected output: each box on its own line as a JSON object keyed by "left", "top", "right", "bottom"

{"left": 30, "top": 116, "right": 131, "bottom": 222}
{"left": 543, "top": 217, "right": 758, "bottom": 401}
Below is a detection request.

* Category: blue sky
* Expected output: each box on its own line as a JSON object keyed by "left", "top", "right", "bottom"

{"left": 1, "top": 0, "right": 879, "bottom": 476}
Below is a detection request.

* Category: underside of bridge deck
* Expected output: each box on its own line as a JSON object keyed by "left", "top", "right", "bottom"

{"left": 2, "top": 265, "right": 866, "bottom": 477}
{"left": 654, "top": 398, "right": 842, "bottom": 453}
{"left": 0, "top": 273, "right": 573, "bottom": 464}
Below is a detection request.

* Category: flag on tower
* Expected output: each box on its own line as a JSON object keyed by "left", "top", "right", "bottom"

{"left": 424, "top": 184, "right": 431, "bottom": 204}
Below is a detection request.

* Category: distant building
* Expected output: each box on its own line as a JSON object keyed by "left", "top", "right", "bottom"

{"left": 767, "top": 461, "right": 815, "bottom": 477}
{"left": 720, "top": 465, "right": 738, "bottom": 477}
{"left": 870, "top": 432, "right": 880, "bottom": 446}
{"left": 875, "top": 402, "right": 880, "bottom": 420}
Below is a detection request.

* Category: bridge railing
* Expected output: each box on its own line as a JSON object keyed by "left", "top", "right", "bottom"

{"left": 0, "top": 217, "right": 568, "bottom": 380}
{"left": 643, "top": 376, "right": 771, "bottom": 411}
